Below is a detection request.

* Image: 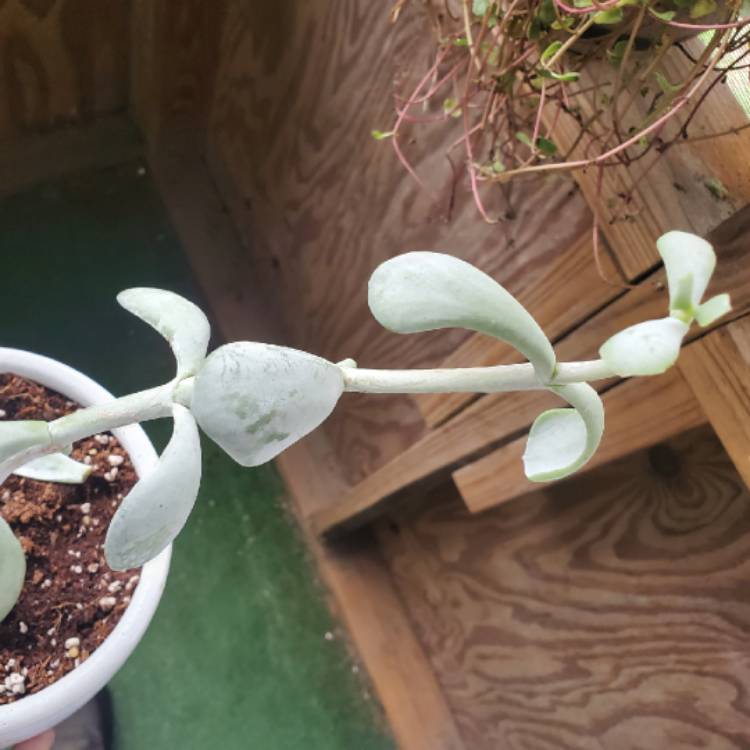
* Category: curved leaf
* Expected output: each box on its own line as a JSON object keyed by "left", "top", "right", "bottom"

{"left": 118, "top": 288, "right": 211, "bottom": 379}
{"left": 599, "top": 317, "right": 689, "bottom": 376}
{"left": 105, "top": 404, "right": 201, "bottom": 571}
{"left": 656, "top": 231, "right": 716, "bottom": 314}
{"left": 523, "top": 383, "right": 604, "bottom": 482}
{"left": 191, "top": 343, "right": 344, "bottom": 466}
{"left": 695, "top": 293, "right": 731, "bottom": 327}
{"left": 0, "top": 517, "right": 25, "bottom": 621}
{"left": 0, "top": 420, "right": 51, "bottom": 465}
{"left": 368, "top": 252, "right": 555, "bottom": 380}
{"left": 15, "top": 453, "right": 92, "bottom": 483}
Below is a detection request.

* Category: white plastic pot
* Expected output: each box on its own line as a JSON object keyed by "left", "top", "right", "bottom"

{"left": 0, "top": 348, "right": 171, "bottom": 748}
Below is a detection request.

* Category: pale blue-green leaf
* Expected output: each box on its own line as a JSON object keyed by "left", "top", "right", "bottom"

{"left": 368, "top": 252, "right": 556, "bottom": 380}
{"left": 671, "top": 272, "right": 694, "bottom": 316}
{"left": 0, "top": 517, "right": 25, "bottom": 622}
{"left": 695, "top": 293, "right": 731, "bottom": 327}
{"left": 192, "top": 343, "right": 344, "bottom": 466}
{"left": 118, "top": 288, "right": 211, "bottom": 379}
{"left": 105, "top": 404, "right": 201, "bottom": 571}
{"left": 599, "top": 317, "right": 689, "bottom": 376}
{"left": 14, "top": 453, "right": 92, "bottom": 484}
{"left": 523, "top": 383, "right": 604, "bottom": 482}
{"left": 656, "top": 231, "right": 716, "bottom": 310}
{"left": 0, "top": 420, "right": 51, "bottom": 465}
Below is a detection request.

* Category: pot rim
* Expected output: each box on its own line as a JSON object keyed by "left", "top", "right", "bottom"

{"left": 0, "top": 347, "right": 171, "bottom": 747}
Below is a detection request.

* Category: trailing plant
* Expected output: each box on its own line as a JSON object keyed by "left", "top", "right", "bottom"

{"left": 0, "top": 229, "right": 731, "bottom": 621}
{"left": 379, "top": 0, "right": 749, "bottom": 227}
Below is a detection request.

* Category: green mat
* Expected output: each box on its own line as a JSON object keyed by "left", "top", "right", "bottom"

{"left": 0, "top": 162, "right": 393, "bottom": 750}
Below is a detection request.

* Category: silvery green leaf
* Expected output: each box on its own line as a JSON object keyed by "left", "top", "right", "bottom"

{"left": 523, "top": 383, "right": 604, "bottom": 482}
{"left": 118, "top": 288, "right": 211, "bottom": 379}
{"left": 695, "top": 293, "right": 731, "bottom": 327}
{"left": 191, "top": 343, "right": 344, "bottom": 466}
{"left": 105, "top": 404, "right": 201, "bottom": 571}
{"left": 656, "top": 231, "right": 716, "bottom": 313}
{"left": 599, "top": 317, "right": 689, "bottom": 376}
{"left": 0, "top": 420, "right": 51, "bottom": 465}
{"left": 0, "top": 516, "right": 25, "bottom": 622}
{"left": 14, "top": 453, "right": 92, "bottom": 483}
{"left": 368, "top": 252, "right": 556, "bottom": 381}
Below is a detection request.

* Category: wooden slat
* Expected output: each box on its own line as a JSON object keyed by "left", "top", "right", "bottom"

{"left": 454, "top": 367, "right": 706, "bottom": 514}
{"left": 548, "top": 42, "right": 750, "bottom": 280}
{"left": 0, "top": 114, "right": 142, "bottom": 199}
{"left": 278, "top": 434, "right": 466, "bottom": 750}
{"left": 679, "top": 317, "right": 750, "bottom": 489}
{"left": 311, "top": 206, "right": 750, "bottom": 537}
{"left": 413, "top": 230, "right": 624, "bottom": 428}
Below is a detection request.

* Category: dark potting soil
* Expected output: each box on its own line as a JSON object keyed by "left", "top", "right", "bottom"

{"left": 0, "top": 374, "right": 139, "bottom": 703}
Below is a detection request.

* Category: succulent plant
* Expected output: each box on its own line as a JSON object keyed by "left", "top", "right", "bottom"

{"left": 0, "top": 229, "right": 730, "bottom": 621}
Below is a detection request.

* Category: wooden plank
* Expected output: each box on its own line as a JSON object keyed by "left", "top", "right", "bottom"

{"left": 454, "top": 367, "right": 706, "bottom": 514}
{"left": 0, "top": 114, "right": 142, "bottom": 198}
{"left": 547, "top": 41, "right": 749, "bottom": 280}
{"left": 0, "top": 0, "right": 130, "bottom": 142}
{"left": 414, "top": 230, "right": 624, "bottom": 428}
{"left": 379, "top": 426, "right": 750, "bottom": 748}
{"left": 278, "top": 434, "right": 466, "bottom": 750}
{"left": 311, "top": 206, "right": 750, "bottom": 537}
{"left": 679, "top": 317, "right": 750, "bottom": 489}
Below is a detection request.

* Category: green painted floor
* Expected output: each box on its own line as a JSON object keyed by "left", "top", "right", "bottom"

{"left": 0, "top": 162, "right": 394, "bottom": 750}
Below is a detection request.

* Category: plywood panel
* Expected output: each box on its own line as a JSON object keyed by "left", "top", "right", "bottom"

{"left": 680, "top": 316, "right": 750, "bottom": 489}
{"left": 206, "top": 0, "right": 592, "bottom": 485}
{"left": 379, "top": 426, "right": 750, "bottom": 749}
{"left": 0, "top": 0, "right": 129, "bottom": 142}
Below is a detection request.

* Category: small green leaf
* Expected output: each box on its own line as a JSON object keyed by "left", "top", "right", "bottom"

{"left": 655, "top": 72, "right": 681, "bottom": 94}
{"left": 574, "top": 0, "right": 593, "bottom": 7}
{"left": 538, "top": 0, "right": 556, "bottom": 24}
{"left": 540, "top": 40, "right": 562, "bottom": 64}
{"left": 695, "top": 294, "right": 731, "bottom": 327}
{"left": 651, "top": 8, "right": 676, "bottom": 20}
{"left": 593, "top": 7, "right": 624, "bottom": 23}
{"left": 453, "top": 37, "right": 469, "bottom": 46}
{"left": 15, "top": 453, "right": 92, "bottom": 484}
{"left": 690, "top": 0, "right": 716, "bottom": 17}
{"left": 551, "top": 16, "right": 575, "bottom": 29}
{"left": 515, "top": 131, "right": 533, "bottom": 147}
{"left": 536, "top": 136, "right": 557, "bottom": 156}
{"left": 492, "top": 160, "right": 506, "bottom": 173}
{"left": 371, "top": 129, "right": 394, "bottom": 141}
{"left": 443, "top": 98, "right": 462, "bottom": 118}
{"left": 704, "top": 176, "right": 729, "bottom": 200}
{"left": 608, "top": 39, "right": 629, "bottom": 64}
{"left": 550, "top": 70, "right": 580, "bottom": 82}
{"left": 473, "top": 0, "right": 490, "bottom": 14}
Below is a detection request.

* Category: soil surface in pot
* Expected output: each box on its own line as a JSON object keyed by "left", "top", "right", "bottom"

{"left": 0, "top": 374, "right": 139, "bottom": 703}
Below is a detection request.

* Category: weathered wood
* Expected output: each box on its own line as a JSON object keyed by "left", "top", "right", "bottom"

{"left": 414, "top": 230, "right": 624, "bottom": 428}
{"left": 454, "top": 367, "right": 706, "bottom": 513}
{"left": 311, "top": 206, "right": 750, "bottom": 537}
{"left": 0, "top": 0, "right": 129, "bottom": 142}
{"left": 0, "top": 114, "right": 141, "bottom": 198}
{"left": 548, "top": 41, "right": 749, "bottom": 280}
{"left": 205, "top": 0, "right": 592, "bottom": 486}
{"left": 130, "top": 0, "right": 228, "bottom": 151}
{"left": 679, "top": 316, "right": 750, "bottom": 489}
{"left": 278, "top": 433, "right": 466, "bottom": 750}
{"left": 379, "top": 426, "right": 750, "bottom": 748}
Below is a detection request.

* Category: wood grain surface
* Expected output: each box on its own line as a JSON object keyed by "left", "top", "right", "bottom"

{"left": 680, "top": 317, "right": 750, "bottom": 490}
{"left": 378, "top": 425, "right": 750, "bottom": 749}
{"left": 0, "top": 0, "right": 129, "bottom": 142}
{"left": 205, "top": 0, "right": 591, "bottom": 485}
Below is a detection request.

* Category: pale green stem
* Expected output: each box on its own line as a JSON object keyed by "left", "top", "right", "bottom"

{"left": 340, "top": 359, "right": 615, "bottom": 394}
